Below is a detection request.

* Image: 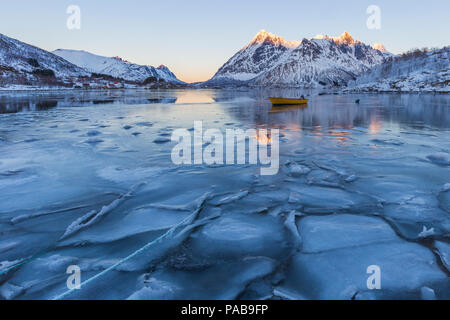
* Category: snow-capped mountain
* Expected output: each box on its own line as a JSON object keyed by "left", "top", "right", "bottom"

{"left": 209, "top": 31, "right": 389, "bottom": 87}
{"left": 349, "top": 47, "right": 450, "bottom": 92}
{"left": 210, "top": 30, "right": 300, "bottom": 83}
{"left": 0, "top": 33, "right": 88, "bottom": 79}
{"left": 53, "top": 49, "right": 183, "bottom": 83}
{"left": 253, "top": 32, "right": 388, "bottom": 87}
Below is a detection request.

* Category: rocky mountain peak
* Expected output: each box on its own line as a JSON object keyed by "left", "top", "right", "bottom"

{"left": 247, "top": 30, "right": 300, "bottom": 48}
{"left": 372, "top": 43, "right": 387, "bottom": 52}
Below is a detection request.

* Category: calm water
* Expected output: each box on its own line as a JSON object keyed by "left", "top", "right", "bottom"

{"left": 0, "top": 89, "right": 449, "bottom": 300}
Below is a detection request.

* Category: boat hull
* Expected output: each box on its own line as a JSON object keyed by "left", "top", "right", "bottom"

{"left": 269, "top": 97, "right": 308, "bottom": 105}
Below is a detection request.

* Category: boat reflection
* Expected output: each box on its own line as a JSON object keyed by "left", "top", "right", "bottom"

{"left": 269, "top": 104, "right": 308, "bottom": 113}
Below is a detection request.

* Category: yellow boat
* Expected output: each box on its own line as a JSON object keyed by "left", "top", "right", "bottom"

{"left": 269, "top": 97, "right": 308, "bottom": 105}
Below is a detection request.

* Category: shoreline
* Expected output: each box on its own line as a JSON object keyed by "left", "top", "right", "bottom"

{"left": 1, "top": 86, "right": 448, "bottom": 94}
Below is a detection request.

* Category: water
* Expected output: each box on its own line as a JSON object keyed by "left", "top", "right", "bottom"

{"left": 0, "top": 89, "right": 449, "bottom": 300}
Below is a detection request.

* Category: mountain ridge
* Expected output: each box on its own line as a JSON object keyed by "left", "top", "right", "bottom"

{"left": 0, "top": 32, "right": 184, "bottom": 88}
{"left": 0, "top": 33, "right": 89, "bottom": 85}
{"left": 53, "top": 49, "right": 183, "bottom": 84}
{"left": 209, "top": 30, "right": 390, "bottom": 87}
{"left": 349, "top": 46, "right": 450, "bottom": 92}
{"left": 209, "top": 30, "right": 301, "bottom": 83}
{"left": 1, "top": 31, "right": 447, "bottom": 92}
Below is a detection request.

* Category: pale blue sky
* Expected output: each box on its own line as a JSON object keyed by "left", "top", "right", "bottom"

{"left": 0, "top": 0, "right": 449, "bottom": 82}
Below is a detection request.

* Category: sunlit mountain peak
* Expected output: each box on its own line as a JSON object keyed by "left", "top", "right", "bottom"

{"left": 334, "top": 31, "right": 355, "bottom": 45}
{"left": 313, "top": 31, "right": 360, "bottom": 46}
{"left": 372, "top": 43, "right": 387, "bottom": 52}
{"left": 248, "top": 30, "right": 301, "bottom": 48}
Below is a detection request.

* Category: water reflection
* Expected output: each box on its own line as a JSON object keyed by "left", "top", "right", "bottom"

{"left": 0, "top": 100, "right": 59, "bottom": 113}
{"left": 175, "top": 90, "right": 215, "bottom": 104}
{"left": 369, "top": 117, "right": 382, "bottom": 135}
{"left": 222, "top": 92, "right": 450, "bottom": 132}
{"left": 0, "top": 90, "right": 179, "bottom": 114}
{"left": 269, "top": 105, "right": 308, "bottom": 113}
{"left": 0, "top": 90, "right": 449, "bottom": 134}
{"left": 147, "top": 98, "right": 177, "bottom": 104}
{"left": 92, "top": 99, "right": 114, "bottom": 105}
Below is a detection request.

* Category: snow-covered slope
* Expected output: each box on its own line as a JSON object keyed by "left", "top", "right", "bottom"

{"left": 210, "top": 30, "right": 300, "bottom": 83}
{"left": 209, "top": 31, "right": 389, "bottom": 87}
{"left": 253, "top": 33, "right": 387, "bottom": 87}
{"left": 349, "top": 47, "right": 450, "bottom": 92}
{"left": 53, "top": 49, "right": 183, "bottom": 83}
{"left": 0, "top": 33, "right": 88, "bottom": 78}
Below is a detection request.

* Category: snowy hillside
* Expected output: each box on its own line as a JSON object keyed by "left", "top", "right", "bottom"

{"left": 0, "top": 33, "right": 88, "bottom": 82}
{"left": 253, "top": 33, "right": 387, "bottom": 87}
{"left": 209, "top": 31, "right": 389, "bottom": 87}
{"left": 53, "top": 49, "right": 183, "bottom": 84}
{"left": 210, "top": 30, "right": 300, "bottom": 83}
{"left": 349, "top": 47, "right": 450, "bottom": 92}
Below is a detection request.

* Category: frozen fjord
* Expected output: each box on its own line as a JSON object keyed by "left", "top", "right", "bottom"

{"left": 0, "top": 89, "right": 449, "bottom": 300}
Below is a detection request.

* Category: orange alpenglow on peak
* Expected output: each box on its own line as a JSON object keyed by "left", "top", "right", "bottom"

{"left": 313, "top": 32, "right": 361, "bottom": 46}
{"left": 372, "top": 43, "right": 387, "bottom": 52}
{"left": 334, "top": 31, "right": 355, "bottom": 45}
{"left": 248, "top": 30, "right": 301, "bottom": 48}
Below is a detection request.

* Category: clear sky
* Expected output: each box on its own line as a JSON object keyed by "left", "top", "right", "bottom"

{"left": 0, "top": 0, "right": 449, "bottom": 83}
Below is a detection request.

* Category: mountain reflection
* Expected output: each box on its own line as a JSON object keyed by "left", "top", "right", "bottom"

{"left": 0, "top": 90, "right": 448, "bottom": 134}
{"left": 223, "top": 91, "right": 450, "bottom": 131}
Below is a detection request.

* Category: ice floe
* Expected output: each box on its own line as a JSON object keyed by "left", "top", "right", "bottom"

{"left": 277, "top": 214, "right": 447, "bottom": 299}
{"left": 60, "top": 183, "right": 144, "bottom": 240}
{"left": 188, "top": 213, "right": 289, "bottom": 260}
{"left": 298, "top": 214, "right": 399, "bottom": 253}
{"left": 287, "top": 164, "right": 311, "bottom": 177}
{"left": 153, "top": 137, "right": 171, "bottom": 144}
{"left": 418, "top": 226, "right": 435, "bottom": 238}
{"left": 134, "top": 257, "right": 276, "bottom": 300}
{"left": 427, "top": 153, "right": 450, "bottom": 166}
{"left": 434, "top": 241, "right": 450, "bottom": 272}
